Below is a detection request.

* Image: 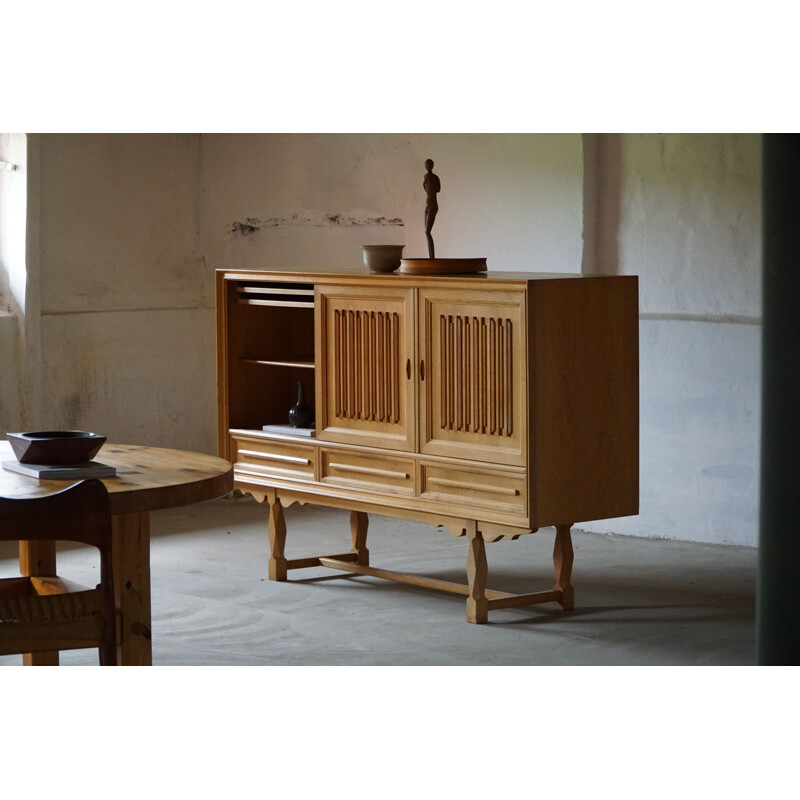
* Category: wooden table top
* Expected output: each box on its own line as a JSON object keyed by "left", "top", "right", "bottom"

{"left": 0, "top": 442, "right": 233, "bottom": 515}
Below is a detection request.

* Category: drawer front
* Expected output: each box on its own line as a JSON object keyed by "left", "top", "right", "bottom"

{"left": 232, "top": 435, "right": 316, "bottom": 482}
{"left": 320, "top": 448, "right": 415, "bottom": 496}
{"left": 419, "top": 462, "right": 527, "bottom": 516}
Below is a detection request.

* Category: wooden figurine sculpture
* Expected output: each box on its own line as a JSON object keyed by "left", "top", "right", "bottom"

{"left": 398, "top": 159, "right": 486, "bottom": 274}
{"left": 423, "top": 158, "right": 440, "bottom": 259}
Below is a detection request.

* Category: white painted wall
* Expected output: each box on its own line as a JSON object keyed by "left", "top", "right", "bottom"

{"left": 200, "top": 133, "right": 583, "bottom": 273}
{"left": 31, "top": 134, "right": 215, "bottom": 452}
{"left": 0, "top": 133, "right": 29, "bottom": 431}
{"left": 2, "top": 132, "right": 762, "bottom": 546}
{"left": 580, "top": 134, "right": 761, "bottom": 545}
{"left": 622, "top": 134, "right": 760, "bottom": 319}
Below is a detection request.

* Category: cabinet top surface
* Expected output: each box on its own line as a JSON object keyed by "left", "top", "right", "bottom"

{"left": 218, "top": 266, "right": 635, "bottom": 285}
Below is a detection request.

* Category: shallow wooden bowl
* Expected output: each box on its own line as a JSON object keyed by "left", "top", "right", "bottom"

{"left": 6, "top": 431, "right": 107, "bottom": 465}
{"left": 398, "top": 258, "right": 487, "bottom": 275}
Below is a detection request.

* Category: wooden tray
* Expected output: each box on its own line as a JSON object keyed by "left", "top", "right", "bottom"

{"left": 398, "top": 258, "right": 487, "bottom": 275}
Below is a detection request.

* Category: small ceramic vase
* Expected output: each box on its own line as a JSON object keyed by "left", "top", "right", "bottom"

{"left": 288, "top": 381, "right": 313, "bottom": 428}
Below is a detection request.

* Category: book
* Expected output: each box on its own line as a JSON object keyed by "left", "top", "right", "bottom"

{"left": 2, "top": 460, "right": 117, "bottom": 480}
{"left": 261, "top": 424, "right": 316, "bottom": 438}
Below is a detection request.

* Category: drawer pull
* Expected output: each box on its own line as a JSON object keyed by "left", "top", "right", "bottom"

{"left": 238, "top": 448, "right": 310, "bottom": 466}
{"left": 237, "top": 464, "right": 310, "bottom": 480}
{"left": 328, "top": 462, "right": 409, "bottom": 480}
{"left": 426, "top": 477, "right": 519, "bottom": 497}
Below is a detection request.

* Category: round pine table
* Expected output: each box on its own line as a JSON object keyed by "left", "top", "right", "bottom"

{"left": 0, "top": 441, "right": 233, "bottom": 665}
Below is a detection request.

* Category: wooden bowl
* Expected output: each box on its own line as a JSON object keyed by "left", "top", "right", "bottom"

{"left": 6, "top": 431, "right": 107, "bottom": 465}
{"left": 398, "top": 257, "right": 487, "bottom": 275}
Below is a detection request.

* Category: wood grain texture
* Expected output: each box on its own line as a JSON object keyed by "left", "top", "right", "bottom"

{"left": 419, "top": 288, "right": 526, "bottom": 466}
{"left": 350, "top": 510, "right": 370, "bottom": 566}
{"left": 1, "top": 442, "right": 233, "bottom": 515}
{"left": 216, "top": 269, "right": 639, "bottom": 623}
{"left": 528, "top": 276, "right": 639, "bottom": 526}
{"left": 1, "top": 480, "right": 117, "bottom": 665}
{"left": 553, "top": 524, "right": 575, "bottom": 610}
{"left": 316, "top": 285, "right": 416, "bottom": 451}
{"left": 465, "top": 525, "right": 488, "bottom": 624}
{"left": 267, "top": 492, "right": 288, "bottom": 581}
{"left": 112, "top": 511, "right": 151, "bottom": 665}
{"left": 3, "top": 443, "right": 233, "bottom": 664}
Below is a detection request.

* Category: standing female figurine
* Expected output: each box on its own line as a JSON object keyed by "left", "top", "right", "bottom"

{"left": 423, "top": 158, "right": 440, "bottom": 259}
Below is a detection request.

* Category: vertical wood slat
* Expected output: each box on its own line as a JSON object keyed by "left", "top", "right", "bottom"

{"left": 370, "top": 311, "right": 377, "bottom": 421}
{"left": 358, "top": 310, "right": 365, "bottom": 419}
{"left": 456, "top": 315, "right": 464, "bottom": 431}
{"left": 467, "top": 317, "right": 478, "bottom": 433}
{"left": 335, "top": 310, "right": 342, "bottom": 417}
{"left": 384, "top": 313, "right": 391, "bottom": 424}
{"left": 333, "top": 309, "right": 400, "bottom": 424}
{"left": 447, "top": 316, "right": 454, "bottom": 428}
{"left": 440, "top": 315, "right": 447, "bottom": 429}
{"left": 345, "top": 310, "right": 353, "bottom": 418}
{"left": 479, "top": 318, "right": 487, "bottom": 433}
{"left": 498, "top": 319, "right": 505, "bottom": 436}
{"left": 376, "top": 311, "right": 384, "bottom": 422}
{"left": 365, "top": 311, "right": 372, "bottom": 421}
{"left": 505, "top": 319, "right": 513, "bottom": 436}
{"left": 436, "top": 313, "right": 514, "bottom": 438}
{"left": 488, "top": 318, "right": 494, "bottom": 434}
{"left": 391, "top": 313, "right": 399, "bottom": 423}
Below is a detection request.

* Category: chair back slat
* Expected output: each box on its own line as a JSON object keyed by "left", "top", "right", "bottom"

{"left": 0, "top": 480, "right": 117, "bottom": 665}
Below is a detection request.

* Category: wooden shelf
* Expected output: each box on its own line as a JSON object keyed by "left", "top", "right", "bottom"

{"left": 241, "top": 358, "right": 315, "bottom": 369}
{"left": 236, "top": 282, "right": 315, "bottom": 308}
{"left": 238, "top": 298, "right": 314, "bottom": 308}
{"left": 239, "top": 286, "right": 314, "bottom": 297}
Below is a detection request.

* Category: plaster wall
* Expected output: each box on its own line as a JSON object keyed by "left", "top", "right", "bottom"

{"left": 5, "top": 132, "right": 763, "bottom": 547}
{"left": 202, "top": 133, "right": 762, "bottom": 545}
{"left": 0, "top": 133, "right": 28, "bottom": 430}
{"left": 200, "top": 133, "right": 583, "bottom": 273}
{"left": 580, "top": 134, "right": 761, "bottom": 545}
{"left": 622, "top": 134, "right": 760, "bottom": 319}
{"left": 0, "top": 313, "right": 18, "bottom": 429}
{"left": 33, "top": 134, "right": 216, "bottom": 452}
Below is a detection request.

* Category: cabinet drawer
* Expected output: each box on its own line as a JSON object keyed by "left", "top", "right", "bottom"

{"left": 419, "top": 462, "right": 527, "bottom": 516}
{"left": 232, "top": 435, "right": 316, "bottom": 481}
{"left": 320, "top": 448, "right": 415, "bottom": 496}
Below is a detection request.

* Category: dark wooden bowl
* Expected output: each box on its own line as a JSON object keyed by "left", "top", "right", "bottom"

{"left": 6, "top": 431, "right": 107, "bottom": 465}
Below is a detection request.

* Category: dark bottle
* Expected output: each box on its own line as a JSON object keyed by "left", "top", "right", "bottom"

{"left": 288, "top": 381, "right": 313, "bottom": 428}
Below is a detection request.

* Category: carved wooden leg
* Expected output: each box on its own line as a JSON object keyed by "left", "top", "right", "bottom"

{"left": 466, "top": 525, "right": 489, "bottom": 624}
{"left": 268, "top": 495, "right": 288, "bottom": 581}
{"left": 350, "top": 511, "right": 370, "bottom": 566}
{"left": 553, "top": 524, "right": 575, "bottom": 610}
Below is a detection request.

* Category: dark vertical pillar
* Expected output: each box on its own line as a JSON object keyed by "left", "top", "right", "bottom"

{"left": 758, "top": 134, "right": 800, "bottom": 664}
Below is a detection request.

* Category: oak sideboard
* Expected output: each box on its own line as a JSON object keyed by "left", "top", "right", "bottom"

{"left": 216, "top": 267, "right": 639, "bottom": 623}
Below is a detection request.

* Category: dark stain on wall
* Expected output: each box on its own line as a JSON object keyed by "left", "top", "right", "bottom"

{"left": 230, "top": 214, "right": 404, "bottom": 234}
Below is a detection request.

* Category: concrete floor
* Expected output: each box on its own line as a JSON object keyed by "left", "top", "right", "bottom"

{"left": 0, "top": 495, "right": 757, "bottom": 666}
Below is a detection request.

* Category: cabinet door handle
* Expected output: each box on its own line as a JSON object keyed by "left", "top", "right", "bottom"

{"left": 406, "top": 358, "right": 411, "bottom": 380}
{"left": 419, "top": 360, "right": 425, "bottom": 381}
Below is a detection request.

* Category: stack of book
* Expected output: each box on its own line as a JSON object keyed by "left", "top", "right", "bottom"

{"left": 2, "top": 461, "right": 117, "bottom": 479}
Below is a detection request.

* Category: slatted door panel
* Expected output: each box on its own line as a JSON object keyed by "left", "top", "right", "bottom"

{"left": 316, "top": 285, "right": 416, "bottom": 451}
{"left": 420, "top": 289, "right": 527, "bottom": 465}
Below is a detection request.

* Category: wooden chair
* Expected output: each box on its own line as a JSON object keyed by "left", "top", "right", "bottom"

{"left": 0, "top": 479, "right": 117, "bottom": 665}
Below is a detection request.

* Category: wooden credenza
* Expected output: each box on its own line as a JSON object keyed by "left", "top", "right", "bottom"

{"left": 216, "top": 268, "right": 639, "bottom": 623}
